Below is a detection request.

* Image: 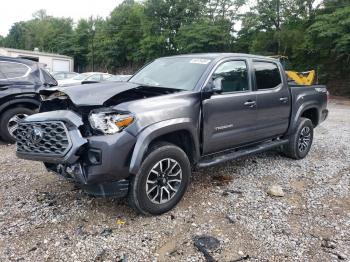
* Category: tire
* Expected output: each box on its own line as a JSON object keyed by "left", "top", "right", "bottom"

{"left": 0, "top": 107, "right": 34, "bottom": 143}
{"left": 128, "top": 142, "right": 191, "bottom": 215}
{"left": 283, "top": 117, "right": 314, "bottom": 159}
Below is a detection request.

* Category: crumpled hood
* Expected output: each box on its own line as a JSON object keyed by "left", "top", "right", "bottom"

{"left": 41, "top": 81, "right": 141, "bottom": 106}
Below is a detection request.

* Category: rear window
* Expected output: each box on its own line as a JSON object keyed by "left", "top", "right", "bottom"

{"left": 0, "top": 61, "right": 31, "bottom": 80}
{"left": 253, "top": 61, "right": 281, "bottom": 90}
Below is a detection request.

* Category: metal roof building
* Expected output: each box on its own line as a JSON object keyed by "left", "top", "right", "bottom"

{"left": 0, "top": 47, "right": 74, "bottom": 72}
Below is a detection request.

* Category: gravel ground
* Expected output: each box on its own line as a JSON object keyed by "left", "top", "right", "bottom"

{"left": 0, "top": 99, "right": 349, "bottom": 262}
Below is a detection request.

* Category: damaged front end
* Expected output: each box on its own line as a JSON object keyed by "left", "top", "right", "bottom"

{"left": 16, "top": 82, "right": 183, "bottom": 197}
{"left": 16, "top": 88, "right": 139, "bottom": 197}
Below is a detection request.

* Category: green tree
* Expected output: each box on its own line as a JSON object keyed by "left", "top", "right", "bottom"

{"left": 249, "top": 0, "right": 301, "bottom": 53}
{"left": 4, "top": 10, "right": 74, "bottom": 55}
{"left": 72, "top": 19, "right": 92, "bottom": 72}
{"left": 96, "top": 0, "right": 144, "bottom": 71}
{"left": 4, "top": 22, "right": 27, "bottom": 49}
{"left": 141, "top": 0, "right": 206, "bottom": 59}
{"left": 176, "top": 20, "right": 233, "bottom": 53}
{"left": 207, "top": 0, "right": 245, "bottom": 21}
{"left": 306, "top": 4, "right": 350, "bottom": 74}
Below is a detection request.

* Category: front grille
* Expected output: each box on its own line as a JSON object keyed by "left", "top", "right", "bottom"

{"left": 16, "top": 121, "right": 71, "bottom": 157}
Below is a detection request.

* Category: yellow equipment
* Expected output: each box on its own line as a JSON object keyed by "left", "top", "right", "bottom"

{"left": 268, "top": 55, "right": 317, "bottom": 86}
{"left": 285, "top": 70, "right": 316, "bottom": 85}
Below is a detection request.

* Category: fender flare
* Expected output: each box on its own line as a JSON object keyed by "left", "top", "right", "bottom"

{"left": 129, "top": 118, "right": 200, "bottom": 175}
{"left": 287, "top": 101, "right": 320, "bottom": 135}
{"left": 0, "top": 97, "right": 40, "bottom": 115}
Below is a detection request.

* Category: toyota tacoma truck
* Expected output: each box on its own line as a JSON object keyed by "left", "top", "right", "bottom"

{"left": 16, "top": 53, "right": 328, "bottom": 215}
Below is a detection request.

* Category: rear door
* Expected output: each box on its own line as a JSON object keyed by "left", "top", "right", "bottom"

{"left": 253, "top": 60, "right": 291, "bottom": 140}
{"left": 202, "top": 59, "right": 258, "bottom": 154}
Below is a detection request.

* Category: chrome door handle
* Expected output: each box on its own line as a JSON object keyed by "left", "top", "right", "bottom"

{"left": 279, "top": 97, "right": 288, "bottom": 103}
{"left": 244, "top": 101, "right": 256, "bottom": 108}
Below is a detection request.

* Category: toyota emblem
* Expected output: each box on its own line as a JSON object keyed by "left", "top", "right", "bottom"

{"left": 29, "top": 126, "right": 43, "bottom": 144}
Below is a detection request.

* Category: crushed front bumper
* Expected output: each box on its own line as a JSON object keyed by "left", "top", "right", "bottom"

{"left": 16, "top": 110, "right": 136, "bottom": 194}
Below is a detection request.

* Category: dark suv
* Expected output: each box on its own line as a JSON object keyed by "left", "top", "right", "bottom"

{"left": 0, "top": 56, "right": 57, "bottom": 143}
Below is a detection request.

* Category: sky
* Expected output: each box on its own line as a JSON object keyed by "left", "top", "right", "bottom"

{"left": 0, "top": 0, "right": 123, "bottom": 36}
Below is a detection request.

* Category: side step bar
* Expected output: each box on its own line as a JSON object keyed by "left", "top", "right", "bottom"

{"left": 197, "top": 139, "right": 289, "bottom": 168}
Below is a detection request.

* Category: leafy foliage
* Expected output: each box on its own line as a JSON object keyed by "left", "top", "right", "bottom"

{"left": 176, "top": 20, "right": 233, "bottom": 53}
{"left": 306, "top": 5, "right": 350, "bottom": 73}
{"left": 0, "top": 0, "right": 348, "bottom": 86}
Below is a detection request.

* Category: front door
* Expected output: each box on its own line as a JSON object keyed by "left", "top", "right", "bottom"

{"left": 202, "top": 60, "right": 258, "bottom": 154}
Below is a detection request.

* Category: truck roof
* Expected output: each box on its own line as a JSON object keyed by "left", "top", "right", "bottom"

{"left": 165, "top": 53, "right": 278, "bottom": 61}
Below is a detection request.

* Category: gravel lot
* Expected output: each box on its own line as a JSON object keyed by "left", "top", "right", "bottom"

{"left": 0, "top": 99, "right": 349, "bottom": 262}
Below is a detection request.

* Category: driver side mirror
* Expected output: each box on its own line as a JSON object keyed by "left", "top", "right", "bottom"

{"left": 202, "top": 77, "right": 223, "bottom": 97}
{"left": 212, "top": 77, "right": 223, "bottom": 94}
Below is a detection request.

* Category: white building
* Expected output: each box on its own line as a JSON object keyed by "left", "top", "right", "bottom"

{"left": 0, "top": 47, "right": 74, "bottom": 72}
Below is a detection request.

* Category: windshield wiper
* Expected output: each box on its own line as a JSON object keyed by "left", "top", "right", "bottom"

{"left": 130, "top": 82, "right": 184, "bottom": 92}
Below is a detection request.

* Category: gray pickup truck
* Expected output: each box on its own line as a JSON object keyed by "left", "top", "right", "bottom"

{"left": 16, "top": 53, "right": 328, "bottom": 215}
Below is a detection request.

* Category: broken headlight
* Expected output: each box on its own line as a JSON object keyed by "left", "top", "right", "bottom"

{"left": 88, "top": 109, "right": 134, "bottom": 135}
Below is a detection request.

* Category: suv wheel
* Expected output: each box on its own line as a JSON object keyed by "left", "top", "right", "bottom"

{"left": 283, "top": 117, "right": 314, "bottom": 159}
{"left": 0, "top": 107, "right": 34, "bottom": 143}
{"left": 128, "top": 142, "right": 191, "bottom": 215}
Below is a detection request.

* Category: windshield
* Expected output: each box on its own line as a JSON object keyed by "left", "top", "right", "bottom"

{"left": 72, "top": 73, "right": 91, "bottom": 80}
{"left": 130, "top": 57, "right": 212, "bottom": 90}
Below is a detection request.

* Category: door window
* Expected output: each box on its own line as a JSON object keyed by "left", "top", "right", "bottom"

{"left": 253, "top": 61, "right": 281, "bottom": 90}
{"left": 212, "top": 61, "right": 249, "bottom": 93}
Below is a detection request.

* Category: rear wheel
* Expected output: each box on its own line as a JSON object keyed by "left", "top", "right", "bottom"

{"left": 128, "top": 142, "right": 191, "bottom": 215}
{"left": 283, "top": 117, "right": 314, "bottom": 159}
{"left": 0, "top": 107, "right": 34, "bottom": 143}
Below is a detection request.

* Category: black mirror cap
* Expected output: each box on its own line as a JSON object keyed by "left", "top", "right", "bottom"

{"left": 203, "top": 78, "right": 223, "bottom": 93}
{"left": 202, "top": 78, "right": 222, "bottom": 98}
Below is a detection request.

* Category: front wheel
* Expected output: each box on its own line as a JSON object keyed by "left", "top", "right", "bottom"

{"left": 283, "top": 117, "right": 314, "bottom": 159}
{"left": 128, "top": 142, "right": 191, "bottom": 215}
{"left": 0, "top": 107, "right": 35, "bottom": 143}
